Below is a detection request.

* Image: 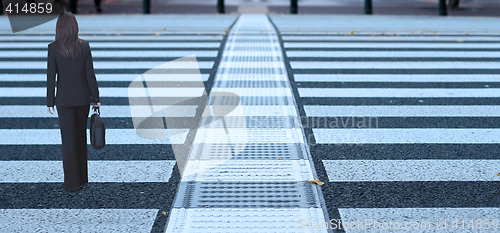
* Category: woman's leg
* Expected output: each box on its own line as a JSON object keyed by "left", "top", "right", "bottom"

{"left": 56, "top": 106, "right": 81, "bottom": 191}
{"left": 75, "top": 104, "right": 90, "bottom": 187}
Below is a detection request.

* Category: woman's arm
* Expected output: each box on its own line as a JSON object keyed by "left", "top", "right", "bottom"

{"left": 85, "top": 42, "right": 100, "bottom": 105}
{"left": 46, "top": 44, "right": 56, "bottom": 114}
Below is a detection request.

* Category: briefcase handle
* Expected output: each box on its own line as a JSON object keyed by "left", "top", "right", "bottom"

{"left": 92, "top": 104, "right": 100, "bottom": 115}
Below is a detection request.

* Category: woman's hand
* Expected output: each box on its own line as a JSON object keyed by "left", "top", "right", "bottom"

{"left": 93, "top": 102, "right": 101, "bottom": 108}
{"left": 47, "top": 106, "right": 55, "bottom": 115}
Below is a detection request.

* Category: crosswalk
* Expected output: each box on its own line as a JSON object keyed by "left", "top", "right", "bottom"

{"left": 2, "top": 14, "right": 500, "bottom": 232}
{"left": 271, "top": 15, "right": 500, "bottom": 233}
{"left": 0, "top": 15, "right": 236, "bottom": 232}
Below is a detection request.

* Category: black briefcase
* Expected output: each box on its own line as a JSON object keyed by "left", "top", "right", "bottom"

{"left": 90, "top": 106, "right": 105, "bottom": 149}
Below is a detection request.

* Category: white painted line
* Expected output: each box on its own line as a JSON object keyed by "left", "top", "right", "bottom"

{"left": 294, "top": 74, "right": 500, "bottom": 83}
{"left": 0, "top": 160, "right": 176, "bottom": 183}
{"left": 298, "top": 88, "right": 500, "bottom": 98}
{"left": 194, "top": 128, "right": 304, "bottom": 144}
{"left": 323, "top": 160, "right": 500, "bottom": 181}
{"left": 0, "top": 87, "right": 205, "bottom": 97}
{"left": 2, "top": 31, "right": 226, "bottom": 35}
{"left": 0, "top": 35, "right": 223, "bottom": 41}
{"left": 0, "top": 74, "right": 210, "bottom": 82}
{"left": 290, "top": 61, "right": 500, "bottom": 69}
{"left": 0, "top": 61, "right": 213, "bottom": 69}
{"left": 165, "top": 208, "right": 328, "bottom": 233}
{"left": 304, "top": 105, "right": 500, "bottom": 117}
{"left": 0, "top": 129, "right": 188, "bottom": 145}
{"left": 182, "top": 160, "right": 314, "bottom": 182}
{"left": 0, "top": 105, "right": 197, "bottom": 118}
{"left": 0, "top": 42, "right": 220, "bottom": 48}
{"left": 0, "top": 51, "right": 218, "bottom": 58}
{"left": 285, "top": 42, "right": 500, "bottom": 49}
{"left": 281, "top": 32, "right": 500, "bottom": 36}
{"left": 313, "top": 128, "right": 500, "bottom": 144}
{"left": 0, "top": 209, "right": 158, "bottom": 233}
{"left": 287, "top": 51, "right": 500, "bottom": 58}
{"left": 339, "top": 208, "right": 500, "bottom": 233}
{"left": 212, "top": 87, "right": 293, "bottom": 96}
{"left": 282, "top": 35, "right": 500, "bottom": 41}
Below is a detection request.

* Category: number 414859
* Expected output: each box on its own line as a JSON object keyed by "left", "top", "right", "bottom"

{"left": 5, "top": 3, "right": 53, "bottom": 14}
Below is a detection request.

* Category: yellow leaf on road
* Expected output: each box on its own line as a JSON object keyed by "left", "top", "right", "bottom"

{"left": 159, "top": 211, "right": 167, "bottom": 216}
{"left": 497, "top": 173, "right": 500, "bottom": 176}
{"left": 309, "top": 179, "right": 324, "bottom": 186}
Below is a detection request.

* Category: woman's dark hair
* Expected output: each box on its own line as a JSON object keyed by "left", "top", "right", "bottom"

{"left": 55, "top": 12, "right": 84, "bottom": 58}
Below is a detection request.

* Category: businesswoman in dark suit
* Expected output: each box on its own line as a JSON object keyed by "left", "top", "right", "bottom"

{"left": 47, "top": 12, "right": 100, "bottom": 192}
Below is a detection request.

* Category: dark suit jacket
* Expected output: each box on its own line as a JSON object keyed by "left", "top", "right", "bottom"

{"left": 47, "top": 40, "right": 99, "bottom": 107}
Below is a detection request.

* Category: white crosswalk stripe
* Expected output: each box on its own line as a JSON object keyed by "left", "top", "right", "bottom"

{"left": 0, "top": 61, "right": 214, "bottom": 69}
{"left": 0, "top": 160, "right": 176, "bottom": 182}
{"left": 338, "top": 208, "right": 500, "bottom": 233}
{"left": 285, "top": 42, "right": 500, "bottom": 49}
{"left": 0, "top": 129, "right": 189, "bottom": 144}
{"left": 0, "top": 74, "right": 210, "bottom": 82}
{"left": 305, "top": 105, "right": 500, "bottom": 117}
{"left": 298, "top": 88, "right": 500, "bottom": 97}
{"left": 0, "top": 42, "right": 221, "bottom": 48}
{"left": 287, "top": 51, "right": 500, "bottom": 58}
{"left": 323, "top": 160, "right": 500, "bottom": 181}
{"left": 0, "top": 87, "right": 206, "bottom": 97}
{"left": 0, "top": 209, "right": 159, "bottom": 233}
{"left": 294, "top": 74, "right": 500, "bottom": 82}
{"left": 0, "top": 50, "right": 218, "bottom": 58}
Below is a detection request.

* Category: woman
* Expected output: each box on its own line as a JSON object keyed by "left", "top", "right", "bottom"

{"left": 47, "top": 12, "right": 100, "bottom": 192}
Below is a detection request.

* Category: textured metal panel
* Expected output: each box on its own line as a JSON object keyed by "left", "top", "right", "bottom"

{"left": 200, "top": 116, "right": 296, "bottom": 129}
{"left": 217, "top": 74, "right": 288, "bottom": 81}
{"left": 210, "top": 96, "right": 290, "bottom": 106}
{"left": 189, "top": 143, "right": 305, "bottom": 160}
{"left": 165, "top": 208, "right": 327, "bottom": 233}
{"left": 215, "top": 80, "right": 287, "bottom": 88}
{"left": 194, "top": 128, "right": 305, "bottom": 144}
{"left": 203, "top": 106, "right": 297, "bottom": 117}
{"left": 221, "top": 56, "right": 279, "bottom": 63}
{"left": 166, "top": 15, "right": 327, "bottom": 232}
{"left": 181, "top": 160, "right": 315, "bottom": 182}
{"left": 221, "top": 67, "right": 284, "bottom": 75}
{"left": 173, "top": 181, "right": 321, "bottom": 208}
{"left": 211, "top": 87, "right": 293, "bottom": 97}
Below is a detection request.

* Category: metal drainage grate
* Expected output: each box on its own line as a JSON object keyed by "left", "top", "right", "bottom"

{"left": 193, "top": 128, "right": 304, "bottom": 144}
{"left": 209, "top": 96, "right": 290, "bottom": 106}
{"left": 222, "top": 67, "right": 284, "bottom": 75}
{"left": 200, "top": 116, "right": 296, "bottom": 128}
{"left": 223, "top": 56, "right": 279, "bottom": 63}
{"left": 173, "top": 181, "right": 320, "bottom": 208}
{"left": 181, "top": 160, "right": 314, "bottom": 182}
{"left": 190, "top": 143, "right": 305, "bottom": 160}
{"left": 166, "top": 208, "right": 326, "bottom": 233}
{"left": 215, "top": 80, "right": 287, "bottom": 88}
